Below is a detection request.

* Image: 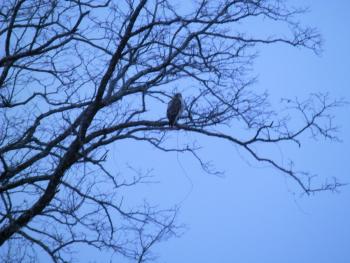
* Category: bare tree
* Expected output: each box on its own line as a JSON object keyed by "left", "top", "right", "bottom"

{"left": 0, "top": 0, "right": 345, "bottom": 262}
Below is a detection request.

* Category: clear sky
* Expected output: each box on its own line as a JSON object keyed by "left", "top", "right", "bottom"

{"left": 1, "top": 1, "right": 349, "bottom": 262}
{"left": 108, "top": 1, "right": 350, "bottom": 263}
{"left": 17, "top": 1, "right": 348, "bottom": 262}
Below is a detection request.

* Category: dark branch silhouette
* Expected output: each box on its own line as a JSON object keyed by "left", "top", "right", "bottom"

{"left": 0, "top": 0, "right": 345, "bottom": 262}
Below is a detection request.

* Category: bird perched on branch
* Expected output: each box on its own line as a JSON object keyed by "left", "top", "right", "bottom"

{"left": 167, "top": 93, "right": 184, "bottom": 127}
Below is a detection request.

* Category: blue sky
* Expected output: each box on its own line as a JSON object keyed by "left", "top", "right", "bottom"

{"left": 0, "top": 1, "right": 349, "bottom": 262}
{"left": 111, "top": 1, "right": 350, "bottom": 263}
{"left": 21, "top": 1, "right": 348, "bottom": 262}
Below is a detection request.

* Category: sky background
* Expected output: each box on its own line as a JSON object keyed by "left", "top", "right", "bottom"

{"left": 13, "top": 0, "right": 347, "bottom": 262}
{"left": 1, "top": 1, "right": 349, "bottom": 262}
{"left": 108, "top": 1, "right": 350, "bottom": 263}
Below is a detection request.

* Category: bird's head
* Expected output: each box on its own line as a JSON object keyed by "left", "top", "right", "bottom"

{"left": 174, "top": 93, "right": 182, "bottom": 99}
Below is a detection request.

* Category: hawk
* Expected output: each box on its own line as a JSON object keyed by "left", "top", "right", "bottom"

{"left": 167, "top": 93, "right": 184, "bottom": 127}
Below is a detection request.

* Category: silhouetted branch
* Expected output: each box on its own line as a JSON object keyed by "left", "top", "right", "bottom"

{"left": 0, "top": 0, "right": 344, "bottom": 262}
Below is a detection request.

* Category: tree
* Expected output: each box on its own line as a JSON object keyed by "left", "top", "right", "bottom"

{"left": 0, "top": 0, "right": 344, "bottom": 262}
